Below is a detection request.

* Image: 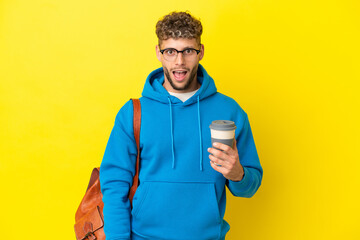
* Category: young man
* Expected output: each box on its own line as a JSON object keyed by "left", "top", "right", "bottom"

{"left": 100, "top": 11, "right": 263, "bottom": 240}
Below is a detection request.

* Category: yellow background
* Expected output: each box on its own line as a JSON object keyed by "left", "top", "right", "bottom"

{"left": 1, "top": 0, "right": 359, "bottom": 239}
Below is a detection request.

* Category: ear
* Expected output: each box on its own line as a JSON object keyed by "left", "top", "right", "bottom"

{"left": 155, "top": 45, "right": 162, "bottom": 62}
{"left": 199, "top": 44, "right": 205, "bottom": 61}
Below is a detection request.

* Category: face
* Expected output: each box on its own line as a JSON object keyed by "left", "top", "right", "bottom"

{"left": 156, "top": 38, "right": 204, "bottom": 93}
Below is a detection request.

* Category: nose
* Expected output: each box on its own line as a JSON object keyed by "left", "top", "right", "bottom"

{"left": 175, "top": 52, "right": 185, "bottom": 65}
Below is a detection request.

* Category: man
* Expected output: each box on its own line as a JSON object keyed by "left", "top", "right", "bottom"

{"left": 100, "top": 11, "right": 263, "bottom": 240}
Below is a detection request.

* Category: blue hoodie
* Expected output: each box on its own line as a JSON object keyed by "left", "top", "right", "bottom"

{"left": 100, "top": 64, "right": 263, "bottom": 240}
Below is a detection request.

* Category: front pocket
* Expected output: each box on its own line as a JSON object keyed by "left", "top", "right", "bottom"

{"left": 131, "top": 182, "right": 151, "bottom": 218}
{"left": 132, "top": 181, "right": 221, "bottom": 240}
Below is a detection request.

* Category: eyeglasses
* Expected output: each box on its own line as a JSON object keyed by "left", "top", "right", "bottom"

{"left": 159, "top": 47, "right": 201, "bottom": 62}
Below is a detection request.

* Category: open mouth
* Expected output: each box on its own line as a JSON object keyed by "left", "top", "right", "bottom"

{"left": 172, "top": 70, "right": 188, "bottom": 82}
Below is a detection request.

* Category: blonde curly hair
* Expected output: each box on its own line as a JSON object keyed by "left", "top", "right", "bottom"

{"left": 155, "top": 11, "right": 203, "bottom": 46}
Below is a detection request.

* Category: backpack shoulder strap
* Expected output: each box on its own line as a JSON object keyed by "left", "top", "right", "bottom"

{"left": 129, "top": 98, "right": 141, "bottom": 206}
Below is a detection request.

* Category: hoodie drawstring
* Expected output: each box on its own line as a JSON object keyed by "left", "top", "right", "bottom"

{"left": 197, "top": 96, "right": 203, "bottom": 171}
{"left": 168, "top": 97, "right": 175, "bottom": 169}
{"left": 167, "top": 96, "right": 203, "bottom": 171}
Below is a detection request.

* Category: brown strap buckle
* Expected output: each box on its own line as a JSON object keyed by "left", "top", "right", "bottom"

{"left": 82, "top": 222, "right": 97, "bottom": 240}
{"left": 82, "top": 232, "right": 97, "bottom": 240}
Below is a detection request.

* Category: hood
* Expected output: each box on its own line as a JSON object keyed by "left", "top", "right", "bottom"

{"left": 142, "top": 63, "right": 217, "bottom": 105}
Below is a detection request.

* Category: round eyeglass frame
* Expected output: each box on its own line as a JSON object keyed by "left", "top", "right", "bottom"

{"left": 159, "top": 48, "right": 201, "bottom": 61}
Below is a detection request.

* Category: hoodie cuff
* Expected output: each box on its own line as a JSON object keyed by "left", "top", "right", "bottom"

{"left": 228, "top": 167, "right": 253, "bottom": 194}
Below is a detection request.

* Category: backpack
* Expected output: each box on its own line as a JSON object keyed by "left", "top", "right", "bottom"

{"left": 74, "top": 98, "right": 141, "bottom": 240}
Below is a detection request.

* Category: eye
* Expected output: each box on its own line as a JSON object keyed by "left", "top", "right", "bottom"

{"left": 165, "top": 49, "right": 176, "bottom": 56}
{"left": 184, "top": 49, "right": 194, "bottom": 55}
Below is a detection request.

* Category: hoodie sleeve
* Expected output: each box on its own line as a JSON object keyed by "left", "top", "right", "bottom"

{"left": 99, "top": 100, "right": 138, "bottom": 240}
{"left": 226, "top": 113, "right": 263, "bottom": 198}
